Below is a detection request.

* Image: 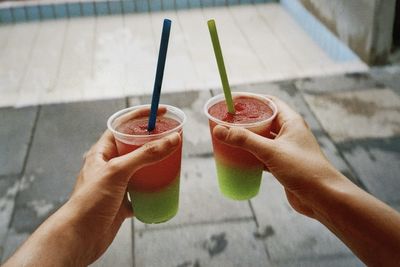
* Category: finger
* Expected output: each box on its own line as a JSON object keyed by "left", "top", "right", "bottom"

{"left": 213, "top": 125, "right": 275, "bottom": 161}
{"left": 107, "top": 132, "right": 181, "bottom": 181}
{"left": 86, "top": 130, "right": 118, "bottom": 162}
{"left": 268, "top": 96, "right": 301, "bottom": 133}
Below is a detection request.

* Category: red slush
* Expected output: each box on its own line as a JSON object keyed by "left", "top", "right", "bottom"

{"left": 108, "top": 105, "right": 185, "bottom": 223}
{"left": 205, "top": 93, "right": 277, "bottom": 200}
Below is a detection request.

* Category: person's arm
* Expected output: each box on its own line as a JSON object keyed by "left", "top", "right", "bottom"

{"left": 313, "top": 173, "right": 400, "bottom": 266}
{"left": 212, "top": 96, "right": 400, "bottom": 266}
{"left": 3, "top": 130, "right": 181, "bottom": 267}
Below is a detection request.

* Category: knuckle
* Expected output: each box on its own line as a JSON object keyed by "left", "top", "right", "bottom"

{"left": 228, "top": 128, "right": 248, "bottom": 146}
{"left": 143, "top": 143, "right": 162, "bottom": 157}
{"left": 83, "top": 150, "right": 92, "bottom": 160}
{"left": 83, "top": 145, "right": 98, "bottom": 160}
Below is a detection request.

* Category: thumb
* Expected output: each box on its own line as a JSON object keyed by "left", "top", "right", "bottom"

{"left": 213, "top": 125, "right": 275, "bottom": 161}
{"left": 108, "top": 132, "right": 181, "bottom": 182}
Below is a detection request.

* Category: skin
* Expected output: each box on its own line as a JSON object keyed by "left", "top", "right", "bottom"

{"left": 4, "top": 98, "right": 400, "bottom": 266}
{"left": 213, "top": 96, "right": 400, "bottom": 267}
{"left": 3, "top": 130, "right": 181, "bottom": 267}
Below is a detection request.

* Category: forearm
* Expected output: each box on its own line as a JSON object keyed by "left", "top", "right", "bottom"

{"left": 310, "top": 172, "right": 400, "bottom": 266}
{"left": 3, "top": 203, "right": 89, "bottom": 267}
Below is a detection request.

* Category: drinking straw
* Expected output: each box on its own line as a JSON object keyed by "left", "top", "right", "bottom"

{"left": 207, "top": 19, "right": 235, "bottom": 114}
{"left": 148, "top": 19, "right": 172, "bottom": 131}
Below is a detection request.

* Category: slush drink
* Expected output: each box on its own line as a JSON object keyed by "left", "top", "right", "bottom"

{"left": 204, "top": 92, "right": 277, "bottom": 200}
{"left": 107, "top": 105, "right": 186, "bottom": 223}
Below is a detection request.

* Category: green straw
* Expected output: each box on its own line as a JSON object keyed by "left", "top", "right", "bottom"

{"left": 207, "top": 19, "right": 235, "bottom": 114}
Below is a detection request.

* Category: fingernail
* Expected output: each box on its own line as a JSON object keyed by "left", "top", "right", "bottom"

{"left": 214, "top": 125, "right": 228, "bottom": 140}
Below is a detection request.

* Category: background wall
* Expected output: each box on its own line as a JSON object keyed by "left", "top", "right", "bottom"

{"left": 300, "top": 0, "right": 396, "bottom": 65}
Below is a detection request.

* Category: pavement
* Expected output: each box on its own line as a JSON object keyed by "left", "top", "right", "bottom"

{"left": 0, "top": 65, "right": 399, "bottom": 266}
{"left": 0, "top": 3, "right": 367, "bottom": 108}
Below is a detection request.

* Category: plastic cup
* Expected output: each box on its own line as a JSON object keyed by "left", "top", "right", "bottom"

{"left": 107, "top": 104, "right": 186, "bottom": 223}
{"left": 204, "top": 92, "right": 278, "bottom": 200}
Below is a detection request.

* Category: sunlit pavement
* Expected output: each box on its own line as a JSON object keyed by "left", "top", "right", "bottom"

{"left": 0, "top": 3, "right": 367, "bottom": 108}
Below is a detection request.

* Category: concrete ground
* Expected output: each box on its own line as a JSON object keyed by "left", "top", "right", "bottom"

{"left": 0, "top": 65, "right": 399, "bottom": 266}
{"left": 0, "top": 3, "right": 367, "bottom": 108}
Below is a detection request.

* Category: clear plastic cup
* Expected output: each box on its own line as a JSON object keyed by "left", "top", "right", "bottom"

{"left": 107, "top": 104, "right": 186, "bottom": 223}
{"left": 204, "top": 92, "right": 278, "bottom": 200}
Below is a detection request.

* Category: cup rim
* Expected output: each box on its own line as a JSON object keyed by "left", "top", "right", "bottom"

{"left": 203, "top": 92, "right": 278, "bottom": 128}
{"left": 107, "top": 104, "right": 187, "bottom": 139}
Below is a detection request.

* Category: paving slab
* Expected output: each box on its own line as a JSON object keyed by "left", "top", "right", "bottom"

{"left": 91, "top": 220, "right": 133, "bottom": 267}
{"left": 304, "top": 88, "right": 400, "bottom": 142}
{"left": 369, "top": 65, "right": 400, "bottom": 92}
{"left": 135, "top": 221, "right": 270, "bottom": 267}
{"left": 7, "top": 99, "right": 126, "bottom": 250}
{"left": 337, "top": 137, "right": 400, "bottom": 203}
{"left": 135, "top": 157, "right": 253, "bottom": 230}
{"left": 0, "top": 22, "right": 39, "bottom": 107}
{"left": 295, "top": 72, "right": 379, "bottom": 93}
{"left": 17, "top": 20, "right": 67, "bottom": 106}
{"left": 0, "top": 175, "right": 19, "bottom": 262}
{"left": 0, "top": 107, "right": 37, "bottom": 176}
{"left": 130, "top": 90, "right": 214, "bottom": 157}
{"left": 0, "top": 4, "right": 368, "bottom": 107}
{"left": 250, "top": 174, "right": 353, "bottom": 262}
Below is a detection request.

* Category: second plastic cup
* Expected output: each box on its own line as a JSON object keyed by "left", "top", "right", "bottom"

{"left": 204, "top": 92, "right": 278, "bottom": 200}
{"left": 107, "top": 105, "right": 186, "bottom": 223}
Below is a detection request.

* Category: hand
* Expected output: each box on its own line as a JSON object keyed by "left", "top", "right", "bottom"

{"left": 214, "top": 96, "right": 400, "bottom": 266}
{"left": 4, "top": 127, "right": 181, "bottom": 266}
{"left": 212, "top": 96, "right": 342, "bottom": 218}
{"left": 67, "top": 129, "right": 181, "bottom": 264}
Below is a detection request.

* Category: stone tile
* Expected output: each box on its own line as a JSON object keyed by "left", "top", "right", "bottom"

{"left": 213, "top": 81, "right": 323, "bottom": 131}
{"left": 0, "top": 175, "right": 19, "bottom": 262}
{"left": 9, "top": 99, "right": 126, "bottom": 235}
{"left": 295, "top": 72, "right": 378, "bottom": 93}
{"left": 17, "top": 20, "right": 67, "bottom": 107}
{"left": 250, "top": 174, "right": 352, "bottom": 261}
{"left": 0, "top": 107, "right": 37, "bottom": 176}
{"left": 130, "top": 90, "right": 214, "bottom": 157}
{"left": 337, "top": 137, "right": 400, "bottom": 203}
{"left": 370, "top": 65, "right": 400, "bottom": 92}
{"left": 135, "top": 157, "right": 253, "bottom": 230}
{"left": 135, "top": 221, "right": 270, "bottom": 267}
{"left": 91, "top": 220, "right": 133, "bottom": 267}
{"left": 275, "top": 254, "right": 364, "bottom": 267}
{"left": 304, "top": 89, "right": 400, "bottom": 142}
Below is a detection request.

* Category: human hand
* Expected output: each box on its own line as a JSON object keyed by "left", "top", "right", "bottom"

{"left": 4, "top": 109, "right": 181, "bottom": 267}
{"left": 69, "top": 128, "right": 180, "bottom": 263}
{"left": 212, "top": 97, "right": 343, "bottom": 218}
